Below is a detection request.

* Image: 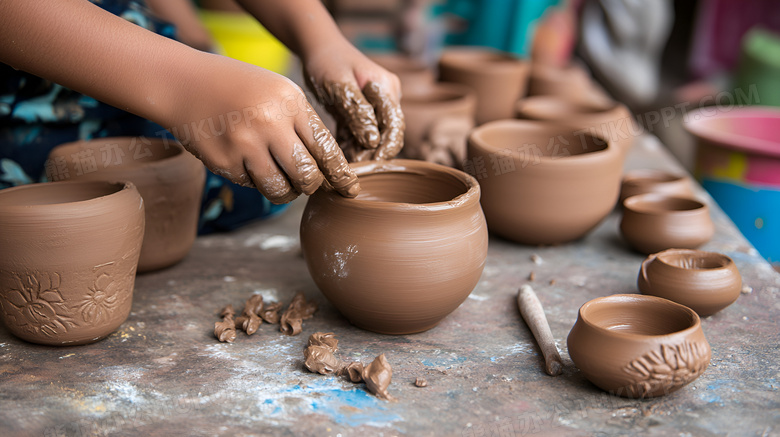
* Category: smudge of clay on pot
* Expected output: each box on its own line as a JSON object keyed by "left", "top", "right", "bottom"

{"left": 304, "top": 103, "right": 361, "bottom": 197}
{"left": 0, "top": 181, "right": 144, "bottom": 345}
{"left": 368, "top": 53, "right": 435, "bottom": 92}
{"left": 214, "top": 305, "right": 237, "bottom": 343}
{"left": 620, "top": 193, "right": 714, "bottom": 254}
{"left": 620, "top": 169, "right": 695, "bottom": 204}
{"left": 638, "top": 249, "right": 742, "bottom": 316}
{"left": 300, "top": 159, "right": 488, "bottom": 334}
{"left": 567, "top": 294, "right": 711, "bottom": 398}
{"left": 47, "top": 138, "right": 205, "bottom": 272}
{"left": 279, "top": 292, "right": 317, "bottom": 336}
{"left": 362, "top": 81, "right": 405, "bottom": 160}
{"left": 467, "top": 120, "right": 623, "bottom": 245}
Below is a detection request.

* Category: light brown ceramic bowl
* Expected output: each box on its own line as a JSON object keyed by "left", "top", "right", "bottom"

{"left": 620, "top": 193, "right": 714, "bottom": 254}
{"left": 620, "top": 169, "right": 695, "bottom": 204}
{"left": 527, "top": 63, "right": 611, "bottom": 106}
{"left": 48, "top": 137, "right": 205, "bottom": 272}
{"left": 368, "top": 53, "right": 435, "bottom": 92}
{"left": 467, "top": 120, "right": 623, "bottom": 245}
{"left": 567, "top": 294, "right": 711, "bottom": 398}
{"left": 638, "top": 249, "right": 742, "bottom": 316}
{"left": 300, "top": 159, "right": 488, "bottom": 334}
{"left": 439, "top": 47, "right": 530, "bottom": 124}
{"left": 0, "top": 181, "right": 144, "bottom": 345}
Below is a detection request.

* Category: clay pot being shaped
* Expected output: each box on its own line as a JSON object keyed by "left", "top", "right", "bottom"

{"left": 515, "top": 95, "right": 636, "bottom": 157}
{"left": 439, "top": 47, "right": 530, "bottom": 124}
{"left": 620, "top": 169, "right": 695, "bottom": 204}
{"left": 48, "top": 137, "right": 206, "bottom": 272}
{"left": 567, "top": 294, "right": 711, "bottom": 398}
{"left": 401, "top": 82, "right": 477, "bottom": 168}
{"left": 368, "top": 53, "right": 435, "bottom": 92}
{"left": 467, "top": 120, "right": 623, "bottom": 245}
{"left": 620, "top": 193, "right": 714, "bottom": 254}
{"left": 0, "top": 181, "right": 144, "bottom": 345}
{"left": 527, "top": 63, "right": 612, "bottom": 106}
{"left": 300, "top": 159, "right": 488, "bottom": 334}
{"left": 638, "top": 249, "right": 742, "bottom": 316}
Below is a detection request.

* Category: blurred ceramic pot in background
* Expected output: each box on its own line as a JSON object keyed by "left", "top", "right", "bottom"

{"left": 0, "top": 181, "right": 144, "bottom": 345}
{"left": 300, "top": 159, "right": 488, "bottom": 335}
{"left": 527, "top": 62, "right": 611, "bottom": 105}
{"left": 620, "top": 169, "right": 695, "bottom": 204}
{"left": 439, "top": 47, "right": 530, "bottom": 124}
{"left": 369, "top": 53, "right": 435, "bottom": 92}
{"left": 467, "top": 120, "right": 622, "bottom": 245}
{"left": 48, "top": 137, "right": 205, "bottom": 272}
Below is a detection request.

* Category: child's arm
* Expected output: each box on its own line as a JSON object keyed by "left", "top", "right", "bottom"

{"left": 0, "top": 0, "right": 359, "bottom": 204}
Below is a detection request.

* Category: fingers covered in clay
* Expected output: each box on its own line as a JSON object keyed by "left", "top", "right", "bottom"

{"left": 362, "top": 81, "right": 405, "bottom": 160}
{"left": 243, "top": 149, "right": 299, "bottom": 205}
{"left": 308, "top": 79, "right": 380, "bottom": 150}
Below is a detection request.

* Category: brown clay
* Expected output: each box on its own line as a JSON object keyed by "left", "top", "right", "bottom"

{"left": 527, "top": 63, "right": 612, "bottom": 106}
{"left": 362, "top": 354, "right": 394, "bottom": 401}
{"left": 638, "top": 249, "right": 742, "bottom": 316}
{"left": 214, "top": 304, "right": 237, "bottom": 343}
{"left": 414, "top": 377, "right": 428, "bottom": 387}
{"left": 515, "top": 95, "right": 636, "bottom": 156}
{"left": 279, "top": 292, "right": 317, "bottom": 336}
{"left": 517, "top": 285, "right": 562, "bottom": 376}
{"left": 438, "top": 47, "right": 530, "bottom": 124}
{"left": 300, "top": 159, "right": 488, "bottom": 334}
{"left": 48, "top": 137, "right": 205, "bottom": 272}
{"left": 260, "top": 301, "right": 282, "bottom": 324}
{"left": 467, "top": 120, "right": 623, "bottom": 245}
{"left": 567, "top": 294, "right": 711, "bottom": 398}
{"left": 0, "top": 181, "right": 144, "bottom": 345}
{"left": 368, "top": 53, "right": 435, "bottom": 92}
{"left": 235, "top": 294, "right": 264, "bottom": 335}
{"left": 620, "top": 169, "right": 695, "bottom": 204}
{"left": 400, "top": 82, "right": 476, "bottom": 167}
{"left": 620, "top": 193, "right": 714, "bottom": 254}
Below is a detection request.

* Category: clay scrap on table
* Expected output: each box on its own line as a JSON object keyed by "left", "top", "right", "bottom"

{"left": 213, "top": 292, "right": 317, "bottom": 342}
{"left": 414, "top": 377, "right": 428, "bottom": 387}
{"left": 214, "top": 305, "right": 237, "bottom": 343}
{"left": 235, "top": 294, "right": 264, "bottom": 335}
{"left": 303, "top": 332, "right": 395, "bottom": 401}
{"left": 280, "top": 292, "right": 318, "bottom": 336}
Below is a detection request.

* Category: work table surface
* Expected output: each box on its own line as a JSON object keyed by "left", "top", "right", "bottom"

{"left": 2, "top": 136, "right": 779, "bottom": 437}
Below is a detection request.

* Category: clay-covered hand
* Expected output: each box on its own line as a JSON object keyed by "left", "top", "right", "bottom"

{"left": 166, "top": 54, "right": 359, "bottom": 204}
{"left": 304, "top": 43, "right": 404, "bottom": 162}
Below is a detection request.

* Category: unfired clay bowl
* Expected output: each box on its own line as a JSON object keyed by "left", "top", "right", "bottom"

{"left": 0, "top": 181, "right": 144, "bottom": 345}
{"left": 638, "top": 249, "right": 742, "bottom": 316}
{"left": 369, "top": 53, "right": 435, "bottom": 92}
{"left": 467, "top": 120, "right": 623, "bottom": 245}
{"left": 620, "top": 193, "right": 714, "bottom": 254}
{"left": 439, "top": 47, "right": 530, "bottom": 124}
{"left": 401, "top": 82, "right": 476, "bottom": 167}
{"left": 300, "top": 159, "right": 488, "bottom": 334}
{"left": 515, "top": 95, "right": 635, "bottom": 156}
{"left": 567, "top": 294, "right": 711, "bottom": 398}
{"left": 620, "top": 169, "right": 695, "bottom": 204}
{"left": 527, "top": 63, "right": 611, "bottom": 105}
{"left": 48, "top": 137, "right": 205, "bottom": 272}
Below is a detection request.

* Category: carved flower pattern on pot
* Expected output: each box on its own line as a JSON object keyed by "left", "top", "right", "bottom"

{"left": 77, "top": 272, "right": 118, "bottom": 325}
{"left": 0, "top": 272, "right": 75, "bottom": 337}
{"left": 623, "top": 342, "right": 709, "bottom": 398}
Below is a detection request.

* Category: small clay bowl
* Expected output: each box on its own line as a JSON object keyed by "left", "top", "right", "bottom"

{"left": 300, "top": 159, "right": 488, "bottom": 334}
{"left": 620, "top": 193, "right": 714, "bottom": 254}
{"left": 368, "top": 53, "right": 435, "bottom": 92}
{"left": 0, "top": 181, "right": 145, "bottom": 345}
{"left": 515, "top": 95, "right": 636, "bottom": 156}
{"left": 439, "top": 47, "right": 530, "bottom": 124}
{"left": 527, "top": 63, "right": 611, "bottom": 106}
{"left": 401, "top": 82, "right": 476, "bottom": 166}
{"left": 467, "top": 120, "right": 623, "bottom": 245}
{"left": 638, "top": 249, "right": 742, "bottom": 316}
{"left": 567, "top": 294, "right": 711, "bottom": 398}
{"left": 620, "top": 169, "right": 695, "bottom": 204}
{"left": 48, "top": 137, "right": 205, "bottom": 272}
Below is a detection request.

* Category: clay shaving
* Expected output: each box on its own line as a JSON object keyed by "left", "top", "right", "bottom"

{"left": 235, "top": 294, "right": 264, "bottom": 335}
{"left": 303, "top": 332, "right": 395, "bottom": 401}
{"left": 280, "top": 292, "right": 318, "bottom": 336}
{"left": 213, "top": 292, "right": 316, "bottom": 342}
{"left": 214, "top": 305, "right": 237, "bottom": 343}
{"left": 414, "top": 377, "right": 428, "bottom": 387}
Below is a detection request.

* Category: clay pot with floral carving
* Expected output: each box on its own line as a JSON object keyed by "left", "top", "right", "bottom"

{"left": 567, "top": 294, "right": 711, "bottom": 398}
{"left": 0, "top": 181, "right": 144, "bottom": 345}
{"left": 620, "top": 169, "right": 695, "bottom": 204}
{"left": 439, "top": 47, "right": 530, "bottom": 124}
{"left": 401, "top": 82, "right": 476, "bottom": 168}
{"left": 368, "top": 53, "right": 435, "bottom": 92}
{"left": 638, "top": 249, "right": 742, "bottom": 316}
{"left": 620, "top": 193, "right": 714, "bottom": 254}
{"left": 467, "top": 120, "right": 623, "bottom": 245}
{"left": 300, "top": 159, "right": 488, "bottom": 334}
{"left": 48, "top": 137, "right": 205, "bottom": 272}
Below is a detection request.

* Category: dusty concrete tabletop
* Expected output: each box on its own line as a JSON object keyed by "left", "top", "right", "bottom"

{"left": 1, "top": 136, "right": 778, "bottom": 437}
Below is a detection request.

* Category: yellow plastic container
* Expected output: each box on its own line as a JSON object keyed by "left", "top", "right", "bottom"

{"left": 199, "top": 10, "right": 290, "bottom": 75}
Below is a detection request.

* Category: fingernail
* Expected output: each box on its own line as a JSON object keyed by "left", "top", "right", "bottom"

{"left": 345, "top": 181, "right": 361, "bottom": 197}
{"left": 364, "top": 129, "right": 380, "bottom": 148}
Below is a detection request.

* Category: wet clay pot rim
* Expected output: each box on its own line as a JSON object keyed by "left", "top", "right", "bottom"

{"left": 622, "top": 193, "right": 707, "bottom": 216}
{"left": 369, "top": 53, "right": 431, "bottom": 74}
{"left": 515, "top": 95, "right": 621, "bottom": 118}
{"left": 439, "top": 47, "right": 527, "bottom": 73}
{"left": 469, "top": 119, "right": 614, "bottom": 165}
{"left": 0, "top": 180, "right": 140, "bottom": 213}
{"left": 401, "top": 82, "right": 476, "bottom": 107}
{"left": 326, "top": 159, "right": 480, "bottom": 212}
{"left": 642, "top": 249, "right": 733, "bottom": 274}
{"left": 576, "top": 294, "right": 702, "bottom": 340}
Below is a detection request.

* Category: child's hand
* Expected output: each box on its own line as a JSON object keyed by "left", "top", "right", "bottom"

{"left": 166, "top": 53, "right": 359, "bottom": 204}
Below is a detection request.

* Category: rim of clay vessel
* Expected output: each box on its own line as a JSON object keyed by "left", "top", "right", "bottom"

{"left": 623, "top": 193, "right": 706, "bottom": 216}
{"left": 401, "top": 82, "right": 475, "bottom": 106}
{"left": 578, "top": 294, "right": 701, "bottom": 339}
{"left": 469, "top": 119, "right": 612, "bottom": 163}
{"left": 369, "top": 53, "right": 430, "bottom": 74}
{"left": 327, "top": 159, "right": 479, "bottom": 212}
{"left": 53, "top": 137, "right": 185, "bottom": 169}
{"left": 439, "top": 47, "right": 526, "bottom": 72}
{"left": 0, "top": 180, "right": 136, "bottom": 214}
{"left": 516, "top": 95, "right": 620, "bottom": 119}
{"left": 622, "top": 169, "right": 687, "bottom": 186}
{"left": 651, "top": 248, "right": 733, "bottom": 271}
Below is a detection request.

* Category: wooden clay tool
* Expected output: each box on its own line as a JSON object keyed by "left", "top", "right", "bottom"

{"left": 517, "top": 284, "right": 563, "bottom": 376}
